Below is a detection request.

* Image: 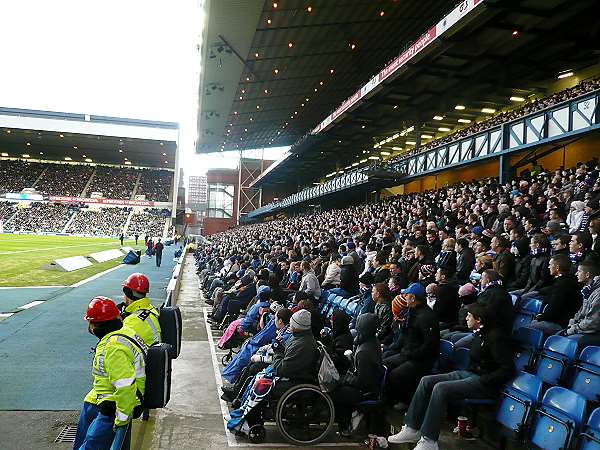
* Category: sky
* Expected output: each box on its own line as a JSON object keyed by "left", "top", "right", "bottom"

{"left": 0, "top": 0, "right": 288, "bottom": 181}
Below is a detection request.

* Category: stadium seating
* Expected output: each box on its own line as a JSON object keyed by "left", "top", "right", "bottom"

{"left": 534, "top": 335, "right": 579, "bottom": 386}
{"left": 530, "top": 387, "right": 586, "bottom": 450}
{"left": 86, "top": 166, "right": 138, "bottom": 199}
{"left": 0, "top": 159, "right": 45, "bottom": 195}
{"left": 67, "top": 207, "right": 131, "bottom": 236}
{"left": 496, "top": 371, "right": 543, "bottom": 435}
{"left": 570, "top": 346, "right": 600, "bottom": 402}
{"left": 5, "top": 202, "right": 74, "bottom": 233}
{"left": 580, "top": 407, "right": 600, "bottom": 450}
{"left": 35, "top": 163, "right": 94, "bottom": 197}
{"left": 127, "top": 208, "right": 170, "bottom": 238}
{"left": 514, "top": 327, "right": 544, "bottom": 372}
{"left": 136, "top": 169, "right": 173, "bottom": 202}
{"left": 512, "top": 298, "right": 544, "bottom": 332}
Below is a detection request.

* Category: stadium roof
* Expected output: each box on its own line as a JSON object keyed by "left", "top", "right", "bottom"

{"left": 0, "top": 107, "right": 178, "bottom": 168}
{"left": 197, "top": 0, "right": 459, "bottom": 154}
{"left": 248, "top": 0, "right": 600, "bottom": 186}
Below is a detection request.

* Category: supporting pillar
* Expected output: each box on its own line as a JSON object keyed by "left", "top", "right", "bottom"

{"left": 499, "top": 154, "right": 511, "bottom": 185}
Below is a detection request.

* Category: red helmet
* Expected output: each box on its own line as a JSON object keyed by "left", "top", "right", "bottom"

{"left": 84, "top": 296, "right": 120, "bottom": 322}
{"left": 122, "top": 273, "right": 150, "bottom": 294}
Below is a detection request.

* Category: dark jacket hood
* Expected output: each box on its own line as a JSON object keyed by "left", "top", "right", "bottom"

{"left": 332, "top": 309, "right": 351, "bottom": 337}
{"left": 355, "top": 313, "right": 380, "bottom": 345}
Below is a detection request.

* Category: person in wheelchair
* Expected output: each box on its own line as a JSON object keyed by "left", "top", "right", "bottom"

{"left": 331, "top": 312, "right": 384, "bottom": 436}
{"left": 244, "top": 309, "right": 320, "bottom": 424}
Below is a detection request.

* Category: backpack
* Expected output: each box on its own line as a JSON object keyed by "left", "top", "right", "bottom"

{"left": 116, "top": 334, "right": 172, "bottom": 409}
{"left": 159, "top": 305, "right": 182, "bottom": 359}
{"left": 317, "top": 342, "right": 340, "bottom": 393}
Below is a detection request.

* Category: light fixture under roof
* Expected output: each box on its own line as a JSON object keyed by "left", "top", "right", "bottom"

{"left": 64, "top": 156, "right": 72, "bottom": 161}
{"left": 361, "top": 125, "right": 366, "bottom": 129}
{"left": 421, "top": 134, "right": 433, "bottom": 139}
{"left": 438, "top": 127, "right": 451, "bottom": 132}
{"left": 558, "top": 71, "right": 574, "bottom": 79}
{"left": 164, "top": 160, "right": 168, "bottom": 164}
{"left": 360, "top": 159, "right": 367, "bottom": 163}
{"left": 73, "top": 146, "right": 78, "bottom": 149}
{"left": 406, "top": 141, "right": 416, "bottom": 145}
{"left": 85, "top": 158, "right": 92, "bottom": 162}
{"left": 352, "top": 162, "right": 359, "bottom": 167}
{"left": 510, "top": 96, "right": 525, "bottom": 102}
{"left": 458, "top": 118, "right": 472, "bottom": 123}
{"left": 454, "top": 105, "right": 465, "bottom": 110}
{"left": 5, "top": 129, "right": 10, "bottom": 134}
{"left": 59, "top": 134, "right": 64, "bottom": 138}
{"left": 82, "top": 154, "right": 86, "bottom": 158}
{"left": 119, "top": 149, "right": 123, "bottom": 153}
{"left": 307, "top": 5, "right": 312, "bottom": 12}
{"left": 481, "top": 108, "right": 496, "bottom": 114}
{"left": 392, "top": 146, "right": 402, "bottom": 151}
{"left": 22, "top": 154, "right": 30, "bottom": 158}
{"left": 162, "top": 152, "right": 167, "bottom": 156}
{"left": 433, "top": 115, "right": 444, "bottom": 120}
{"left": 125, "top": 161, "right": 131, "bottom": 165}
{"left": 380, "top": 151, "right": 391, "bottom": 156}
{"left": 1, "top": 152, "right": 7, "bottom": 156}
{"left": 368, "top": 156, "right": 380, "bottom": 160}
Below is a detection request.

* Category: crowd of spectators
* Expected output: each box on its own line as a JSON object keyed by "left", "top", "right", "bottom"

{"left": 4, "top": 202, "right": 75, "bottom": 233}
{"left": 86, "top": 166, "right": 138, "bottom": 199}
{"left": 66, "top": 207, "right": 131, "bottom": 236}
{"left": 194, "top": 157, "right": 600, "bottom": 447}
{"left": 127, "top": 208, "right": 169, "bottom": 238}
{"left": 0, "top": 201, "right": 16, "bottom": 221}
{"left": 387, "top": 77, "right": 600, "bottom": 164}
{"left": 137, "top": 169, "right": 173, "bottom": 202}
{"left": 0, "top": 160, "right": 46, "bottom": 194}
{"left": 35, "top": 164, "right": 94, "bottom": 197}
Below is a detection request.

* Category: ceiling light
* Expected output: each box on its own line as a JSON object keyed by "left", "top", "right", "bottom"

{"left": 1, "top": 152, "right": 8, "bottom": 156}
{"left": 119, "top": 149, "right": 123, "bottom": 153}
{"left": 352, "top": 162, "right": 359, "bottom": 167}
{"left": 481, "top": 108, "right": 496, "bottom": 114}
{"left": 360, "top": 159, "right": 367, "bottom": 163}
{"left": 454, "top": 105, "right": 465, "bottom": 110}
{"left": 264, "top": 89, "right": 268, "bottom": 94}
{"left": 512, "top": 30, "right": 519, "bottom": 36}
{"left": 305, "top": 98, "right": 309, "bottom": 102}
{"left": 307, "top": 6, "right": 312, "bottom": 12}
{"left": 22, "top": 154, "right": 30, "bottom": 158}
{"left": 379, "top": 10, "right": 385, "bottom": 17}
{"left": 5, "top": 130, "right": 10, "bottom": 134}
{"left": 85, "top": 158, "right": 92, "bottom": 162}
{"left": 234, "top": 111, "right": 238, "bottom": 114}
{"left": 64, "top": 156, "right": 72, "bottom": 161}
{"left": 273, "top": 2, "right": 278, "bottom": 7}
{"left": 73, "top": 145, "right": 78, "bottom": 149}
{"left": 273, "top": 68, "right": 279, "bottom": 75}
{"left": 59, "top": 134, "right": 64, "bottom": 138}
{"left": 246, "top": 77, "right": 250, "bottom": 81}
{"left": 301, "top": 103, "right": 305, "bottom": 107}
{"left": 319, "top": 81, "right": 324, "bottom": 86}
{"left": 255, "top": 52, "right": 259, "bottom": 58}
{"left": 82, "top": 154, "right": 86, "bottom": 158}
{"left": 406, "top": 141, "right": 416, "bottom": 145}
{"left": 244, "top": 128, "right": 248, "bottom": 132}
{"left": 421, "top": 134, "right": 433, "bottom": 139}
{"left": 288, "top": 42, "right": 293, "bottom": 48}
{"left": 249, "top": 117, "right": 253, "bottom": 121}
{"left": 368, "top": 156, "right": 380, "bottom": 160}
{"left": 558, "top": 71, "right": 573, "bottom": 79}
{"left": 392, "top": 146, "right": 402, "bottom": 151}
{"left": 267, "top": 18, "right": 272, "bottom": 24}
{"left": 26, "top": 142, "right": 31, "bottom": 146}
{"left": 39, "top": 152, "right": 43, "bottom": 155}
{"left": 256, "top": 105, "right": 260, "bottom": 109}
{"left": 124, "top": 157, "right": 128, "bottom": 161}
{"left": 350, "top": 43, "right": 356, "bottom": 50}
{"left": 330, "top": 68, "right": 334, "bottom": 74}
{"left": 458, "top": 118, "right": 472, "bottom": 123}
{"left": 393, "top": 105, "right": 398, "bottom": 109}
{"left": 438, "top": 127, "right": 451, "bottom": 132}
{"left": 164, "top": 160, "right": 168, "bottom": 164}
{"left": 125, "top": 161, "right": 132, "bottom": 165}
{"left": 510, "top": 96, "right": 525, "bottom": 102}
{"left": 344, "top": 165, "right": 351, "bottom": 170}
{"left": 433, "top": 115, "right": 444, "bottom": 120}
{"left": 380, "top": 151, "right": 391, "bottom": 156}
{"left": 361, "top": 125, "right": 366, "bottom": 129}
{"left": 162, "top": 152, "right": 167, "bottom": 156}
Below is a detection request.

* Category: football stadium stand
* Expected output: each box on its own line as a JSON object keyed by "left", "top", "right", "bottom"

{"left": 136, "top": 169, "right": 173, "bottom": 202}
{"left": 34, "top": 163, "right": 95, "bottom": 197}
{"left": 4, "top": 202, "right": 75, "bottom": 233}
{"left": 66, "top": 206, "right": 131, "bottom": 236}
{"left": 0, "top": 159, "right": 45, "bottom": 194}
{"left": 127, "top": 208, "right": 170, "bottom": 238}
{"left": 85, "top": 166, "right": 138, "bottom": 199}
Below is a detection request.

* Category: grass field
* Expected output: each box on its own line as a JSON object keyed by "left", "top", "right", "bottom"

{"left": 0, "top": 234, "right": 143, "bottom": 287}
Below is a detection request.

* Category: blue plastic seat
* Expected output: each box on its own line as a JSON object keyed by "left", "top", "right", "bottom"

{"left": 514, "top": 327, "right": 544, "bottom": 372}
{"left": 512, "top": 298, "right": 543, "bottom": 332}
{"left": 530, "top": 387, "right": 586, "bottom": 450}
{"left": 535, "top": 335, "right": 578, "bottom": 385}
{"left": 580, "top": 407, "right": 600, "bottom": 450}
{"left": 496, "top": 372, "right": 543, "bottom": 434}
{"left": 452, "top": 347, "right": 471, "bottom": 371}
{"left": 570, "top": 346, "right": 600, "bottom": 402}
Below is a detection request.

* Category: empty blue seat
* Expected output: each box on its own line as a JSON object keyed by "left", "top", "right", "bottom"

{"left": 496, "top": 371, "right": 543, "bottom": 434}
{"left": 530, "top": 387, "right": 586, "bottom": 450}
{"left": 452, "top": 347, "right": 471, "bottom": 371}
{"left": 436, "top": 339, "right": 454, "bottom": 373}
{"left": 580, "top": 407, "right": 600, "bottom": 450}
{"left": 514, "top": 327, "right": 544, "bottom": 372}
{"left": 570, "top": 346, "right": 600, "bottom": 402}
{"left": 535, "top": 335, "right": 578, "bottom": 385}
{"left": 512, "top": 298, "right": 543, "bottom": 332}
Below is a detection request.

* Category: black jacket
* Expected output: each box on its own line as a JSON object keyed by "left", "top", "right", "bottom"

{"left": 468, "top": 327, "right": 515, "bottom": 389}
{"left": 396, "top": 303, "right": 439, "bottom": 366}
{"left": 494, "top": 251, "right": 515, "bottom": 284}
{"left": 345, "top": 313, "right": 384, "bottom": 395}
{"left": 524, "top": 253, "right": 551, "bottom": 293}
{"left": 435, "top": 281, "right": 460, "bottom": 326}
{"left": 537, "top": 274, "right": 583, "bottom": 327}
{"left": 456, "top": 248, "right": 475, "bottom": 283}
{"left": 339, "top": 265, "right": 359, "bottom": 295}
{"left": 505, "top": 254, "right": 531, "bottom": 291}
{"left": 273, "top": 329, "right": 319, "bottom": 381}
{"left": 477, "top": 284, "right": 514, "bottom": 333}
{"left": 329, "top": 310, "right": 354, "bottom": 374}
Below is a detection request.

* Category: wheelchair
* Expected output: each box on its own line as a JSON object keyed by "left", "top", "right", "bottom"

{"left": 247, "top": 382, "right": 335, "bottom": 445}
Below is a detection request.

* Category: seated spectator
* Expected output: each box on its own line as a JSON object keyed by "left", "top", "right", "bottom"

{"left": 372, "top": 283, "right": 393, "bottom": 341}
{"left": 432, "top": 267, "right": 459, "bottom": 328}
{"left": 384, "top": 283, "right": 439, "bottom": 408}
{"left": 372, "top": 252, "right": 391, "bottom": 283}
{"left": 299, "top": 260, "right": 321, "bottom": 300}
{"left": 388, "top": 302, "right": 514, "bottom": 450}
{"left": 528, "top": 254, "right": 582, "bottom": 335}
{"left": 569, "top": 231, "right": 593, "bottom": 267}
{"left": 321, "top": 309, "right": 353, "bottom": 375}
{"left": 491, "top": 235, "right": 515, "bottom": 284}
{"left": 505, "top": 237, "right": 531, "bottom": 291}
{"left": 510, "top": 233, "right": 551, "bottom": 300}
{"left": 455, "top": 238, "right": 475, "bottom": 283}
{"left": 321, "top": 253, "right": 341, "bottom": 289}
{"left": 331, "top": 313, "right": 384, "bottom": 436}
{"left": 567, "top": 200, "right": 586, "bottom": 233}
{"left": 435, "top": 238, "right": 456, "bottom": 272}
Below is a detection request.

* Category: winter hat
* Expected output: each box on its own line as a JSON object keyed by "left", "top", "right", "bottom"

{"left": 290, "top": 309, "right": 311, "bottom": 331}
{"left": 341, "top": 255, "right": 354, "bottom": 266}
{"left": 347, "top": 241, "right": 356, "bottom": 250}
{"left": 571, "top": 201, "right": 585, "bottom": 212}
{"left": 458, "top": 283, "right": 477, "bottom": 297}
{"left": 391, "top": 295, "right": 409, "bottom": 316}
{"left": 359, "top": 272, "right": 375, "bottom": 285}
{"left": 472, "top": 226, "right": 483, "bottom": 235}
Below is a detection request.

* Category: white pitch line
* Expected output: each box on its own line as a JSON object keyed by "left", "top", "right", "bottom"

{"left": 0, "top": 286, "right": 68, "bottom": 290}
{"left": 0, "top": 240, "right": 134, "bottom": 255}
{"left": 70, "top": 264, "right": 125, "bottom": 287}
{"left": 0, "top": 313, "right": 14, "bottom": 318}
{"left": 18, "top": 300, "right": 45, "bottom": 310}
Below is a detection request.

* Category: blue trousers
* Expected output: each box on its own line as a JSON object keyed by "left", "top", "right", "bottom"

{"left": 73, "top": 402, "right": 115, "bottom": 450}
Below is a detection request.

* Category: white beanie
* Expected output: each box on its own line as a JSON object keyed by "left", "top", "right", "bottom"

{"left": 290, "top": 309, "right": 311, "bottom": 331}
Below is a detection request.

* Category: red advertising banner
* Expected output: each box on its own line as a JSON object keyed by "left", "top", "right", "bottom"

{"left": 49, "top": 196, "right": 156, "bottom": 207}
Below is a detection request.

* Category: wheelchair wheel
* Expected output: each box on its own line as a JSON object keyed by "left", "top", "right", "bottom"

{"left": 221, "top": 352, "right": 232, "bottom": 366}
{"left": 248, "top": 424, "right": 266, "bottom": 443}
{"left": 275, "top": 384, "right": 334, "bottom": 446}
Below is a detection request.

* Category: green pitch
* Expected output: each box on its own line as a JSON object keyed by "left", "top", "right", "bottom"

{"left": 0, "top": 234, "right": 143, "bottom": 287}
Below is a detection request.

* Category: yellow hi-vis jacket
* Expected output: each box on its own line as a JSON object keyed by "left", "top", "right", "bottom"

{"left": 123, "top": 297, "right": 161, "bottom": 348}
{"left": 84, "top": 326, "right": 146, "bottom": 427}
